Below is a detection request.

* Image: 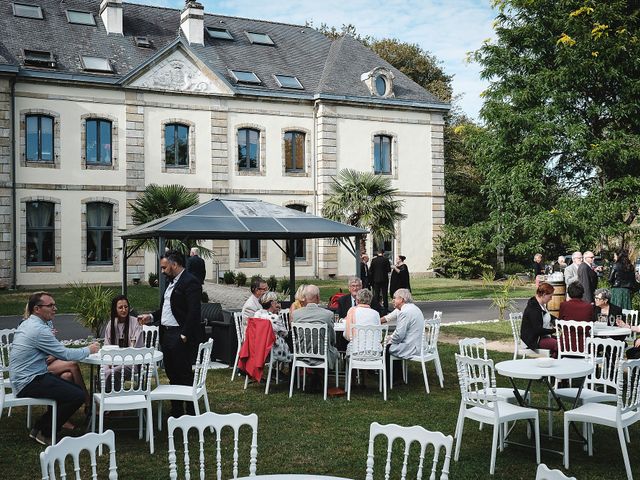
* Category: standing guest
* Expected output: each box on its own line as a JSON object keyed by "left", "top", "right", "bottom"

{"left": 594, "top": 288, "right": 623, "bottom": 325}
{"left": 579, "top": 251, "right": 598, "bottom": 303}
{"left": 343, "top": 289, "right": 381, "bottom": 352}
{"left": 369, "top": 248, "right": 391, "bottom": 314}
{"left": 533, "top": 253, "right": 544, "bottom": 287}
{"left": 253, "top": 291, "right": 291, "bottom": 363}
{"left": 186, "top": 247, "right": 206, "bottom": 285}
{"left": 389, "top": 255, "right": 411, "bottom": 299}
{"left": 386, "top": 289, "right": 424, "bottom": 360}
{"left": 609, "top": 251, "right": 637, "bottom": 310}
{"left": 553, "top": 255, "right": 567, "bottom": 273}
{"left": 520, "top": 282, "right": 558, "bottom": 358}
{"left": 138, "top": 250, "right": 202, "bottom": 418}
{"left": 337, "top": 277, "right": 362, "bottom": 320}
{"left": 360, "top": 254, "right": 370, "bottom": 289}
{"left": 288, "top": 284, "right": 307, "bottom": 318}
{"left": 242, "top": 277, "right": 268, "bottom": 322}
{"left": 9, "top": 292, "right": 99, "bottom": 445}
{"left": 564, "top": 251, "right": 583, "bottom": 289}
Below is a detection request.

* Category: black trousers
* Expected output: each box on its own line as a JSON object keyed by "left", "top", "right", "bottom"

{"left": 372, "top": 281, "right": 389, "bottom": 312}
{"left": 18, "top": 373, "right": 84, "bottom": 437}
{"left": 160, "top": 327, "right": 196, "bottom": 416}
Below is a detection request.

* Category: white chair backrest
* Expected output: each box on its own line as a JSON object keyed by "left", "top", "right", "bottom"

{"left": 0, "top": 328, "right": 15, "bottom": 382}
{"left": 421, "top": 319, "right": 441, "bottom": 356}
{"left": 40, "top": 430, "right": 118, "bottom": 480}
{"left": 617, "top": 359, "right": 640, "bottom": 416}
{"left": 291, "top": 322, "right": 328, "bottom": 361}
{"left": 350, "top": 324, "right": 387, "bottom": 361}
{"left": 587, "top": 337, "right": 625, "bottom": 392}
{"left": 622, "top": 309, "right": 639, "bottom": 341}
{"left": 141, "top": 325, "right": 159, "bottom": 349}
{"left": 535, "top": 463, "right": 576, "bottom": 480}
{"left": 278, "top": 310, "right": 290, "bottom": 333}
{"left": 233, "top": 312, "right": 246, "bottom": 344}
{"left": 432, "top": 310, "right": 443, "bottom": 322}
{"left": 98, "top": 347, "right": 154, "bottom": 398}
{"left": 168, "top": 412, "right": 258, "bottom": 480}
{"left": 455, "top": 354, "right": 498, "bottom": 412}
{"left": 192, "top": 339, "right": 213, "bottom": 392}
{"left": 508, "top": 312, "right": 523, "bottom": 345}
{"left": 458, "top": 337, "right": 488, "bottom": 360}
{"left": 556, "top": 320, "right": 594, "bottom": 359}
{"left": 365, "top": 421, "right": 453, "bottom": 480}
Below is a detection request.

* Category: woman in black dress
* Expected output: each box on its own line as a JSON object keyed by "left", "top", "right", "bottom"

{"left": 609, "top": 250, "right": 636, "bottom": 310}
{"left": 389, "top": 255, "right": 410, "bottom": 299}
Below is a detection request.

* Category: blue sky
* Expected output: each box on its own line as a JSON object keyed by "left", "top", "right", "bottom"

{"left": 133, "top": 0, "right": 496, "bottom": 120}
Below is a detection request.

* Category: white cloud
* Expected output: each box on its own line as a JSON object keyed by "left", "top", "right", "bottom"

{"left": 130, "top": 0, "right": 496, "bottom": 120}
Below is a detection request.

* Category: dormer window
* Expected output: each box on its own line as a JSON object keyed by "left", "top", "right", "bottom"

{"left": 66, "top": 10, "right": 96, "bottom": 26}
{"left": 246, "top": 32, "right": 274, "bottom": 45}
{"left": 81, "top": 56, "right": 112, "bottom": 73}
{"left": 206, "top": 27, "right": 233, "bottom": 40}
{"left": 23, "top": 49, "right": 56, "bottom": 68}
{"left": 361, "top": 67, "right": 395, "bottom": 98}
{"left": 12, "top": 2, "right": 43, "bottom": 19}
{"left": 231, "top": 70, "right": 261, "bottom": 85}
{"left": 134, "top": 36, "right": 153, "bottom": 48}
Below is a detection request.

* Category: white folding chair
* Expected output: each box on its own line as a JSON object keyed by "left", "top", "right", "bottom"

{"left": 622, "top": 309, "right": 639, "bottom": 342}
{"left": 168, "top": 412, "right": 258, "bottom": 480}
{"left": 231, "top": 312, "right": 246, "bottom": 381}
{"left": 0, "top": 328, "right": 58, "bottom": 445}
{"left": 289, "top": 322, "right": 338, "bottom": 401}
{"left": 142, "top": 325, "right": 161, "bottom": 386}
{"left": 40, "top": 430, "right": 118, "bottom": 480}
{"left": 454, "top": 354, "right": 540, "bottom": 475}
{"left": 564, "top": 359, "right": 640, "bottom": 480}
{"left": 509, "top": 312, "right": 550, "bottom": 359}
{"left": 346, "top": 324, "right": 388, "bottom": 401}
{"left": 536, "top": 463, "right": 576, "bottom": 480}
{"left": 390, "top": 319, "right": 444, "bottom": 393}
{"left": 91, "top": 347, "right": 155, "bottom": 454}
{"left": 151, "top": 339, "right": 213, "bottom": 431}
{"left": 556, "top": 320, "right": 594, "bottom": 360}
{"left": 365, "top": 421, "right": 453, "bottom": 480}
{"left": 279, "top": 309, "right": 290, "bottom": 334}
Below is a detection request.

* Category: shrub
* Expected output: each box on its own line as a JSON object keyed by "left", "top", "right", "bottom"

{"left": 69, "top": 283, "right": 115, "bottom": 337}
{"left": 223, "top": 271, "right": 236, "bottom": 285}
{"left": 148, "top": 272, "right": 158, "bottom": 287}
{"left": 236, "top": 272, "right": 247, "bottom": 287}
{"left": 266, "top": 275, "right": 278, "bottom": 291}
{"left": 431, "top": 225, "right": 492, "bottom": 279}
{"left": 504, "top": 262, "right": 528, "bottom": 275}
{"left": 279, "top": 277, "right": 291, "bottom": 295}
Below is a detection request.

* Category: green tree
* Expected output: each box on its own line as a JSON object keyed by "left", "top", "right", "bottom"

{"left": 471, "top": 0, "right": 640, "bottom": 257}
{"left": 322, "top": 169, "right": 406, "bottom": 253}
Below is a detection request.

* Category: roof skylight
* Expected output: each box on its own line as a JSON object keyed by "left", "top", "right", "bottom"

{"left": 66, "top": 10, "right": 96, "bottom": 26}
{"left": 274, "top": 75, "right": 303, "bottom": 90}
{"left": 134, "top": 36, "right": 153, "bottom": 48}
{"left": 81, "top": 56, "right": 112, "bottom": 73}
{"left": 12, "top": 3, "right": 43, "bottom": 19}
{"left": 230, "top": 70, "right": 261, "bottom": 84}
{"left": 23, "top": 49, "right": 56, "bottom": 68}
{"left": 206, "top": 27, "right": 233, "bottom": 40}
{"left": 245, "top": 32, "right": 274, "bottom": 45}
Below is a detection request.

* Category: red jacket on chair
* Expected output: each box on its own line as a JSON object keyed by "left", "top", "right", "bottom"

{"left": 238, "top": 317, "right": 275, "bottom": 382}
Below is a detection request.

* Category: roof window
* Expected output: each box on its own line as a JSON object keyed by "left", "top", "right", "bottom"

{"left": 12, "top": 2, "right": 43, "bottom": 19}
{"left": 23, "top": 49, "right": 56, "bottom": 68}
{"left": 66, "top": 10, "right": 96, "bottom": 26}
{"left": 274, "top": 75, "right": 303, "bottom": 90}
{"left": 246, "top": 32, "right": 274, "bottom": 45}
{"left": 206, "top": 27, "right": 233, "bottom": 40}
{"left": 134, "top": 36, "right": 153, "bottom": 48}
{"left": 81, "top": 56, "right": 112, "bottom": 73}
{"left": 230, "top": 70, "right": 261, "bottom": 84}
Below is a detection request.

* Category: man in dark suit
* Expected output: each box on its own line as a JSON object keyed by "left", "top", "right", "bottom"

{"left": 360, "top": 254, "right": 370, "bottom": 289}
{"left": 577, "top": 255, "right": 598, "bottom": 303}
{"left": 337, "top": 277, "right": 362, "bottom": 319}
{"left": 369, "top": 249, "right": 391, "bottom": 313}
{"left": 186, "top": 247, "right": 206, "bottom": 284}
{"left": 138, "top": 250, "right": 202, "bottom": 418}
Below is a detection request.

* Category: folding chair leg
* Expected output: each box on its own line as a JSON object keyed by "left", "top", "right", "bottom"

{"left": 347, "top": 361, "right": 352, "bottom": 402}
{"left": 289, "top": 366, "right": 296, "bottom": 398}
{"left": 435, "top": 354, "right": 444, "bottom": 388}
{"left": 534, "top": 416, "right": 540, "bottom": 465}
{"left": 50, "top": 403, "right": 57, "bottom": 446}
{"left": 389, "top": 357, "right": 394, "bottom": 389}
{"left": 244, "top": 373, "right": 249, "bottom": 390}
{"left": 420, "top": 360, "right": 430, "bottom": 394}
{"left": 382, "top": 367, "right": 387, "bottom": 401}
{"left": 158, "top": 401, "right": 163, "bottom": 432}
{"left": 138, "top": 408, "right": 143, "bottom": 439}
{"left": 231, "top": 350, "right": 240, "bottom": 381}
{"left": 147, "top": 404, "right": 154, "bottom": 454}
{"left": 490, "top": 424, "right": 499, "bottom": 475}
{"left": 618, "top": 426, "right": 632, "bottom": 480}
{"left": 265, "top": 357, "right": 274, "bottom": 395}
{"left": 563, "top": 418, "right": 570, "bottom": 469}
{"left": 323, "top": 367, "right": 328, "bottom": 401}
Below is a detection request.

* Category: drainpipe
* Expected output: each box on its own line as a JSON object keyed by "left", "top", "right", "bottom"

{"left": 312, "top": 100, "right": 319, "bottom": 278}
{"left": 10, "top": 78, "right": 16, "bottom": 289}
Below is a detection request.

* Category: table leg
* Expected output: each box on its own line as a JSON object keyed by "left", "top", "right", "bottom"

{"left": 543, "top": 376, "right": 588, "bottom": 445}
{"left": 85, "top": 364, "right": 95, "bottom": 432}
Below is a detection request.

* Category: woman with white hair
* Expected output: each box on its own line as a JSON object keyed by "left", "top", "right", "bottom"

{"left": 254, "top": 291, "right": 291, "bottom": 362}
{"left": 343, "top": 289, "right": 381, "bottom": 339}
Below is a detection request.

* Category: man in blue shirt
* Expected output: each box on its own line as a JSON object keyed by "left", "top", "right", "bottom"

{"left": 9, "top": 292, "right": 99, "bottom": 446}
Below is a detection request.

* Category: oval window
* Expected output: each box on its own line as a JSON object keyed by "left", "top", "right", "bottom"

{"left": 375, "top": 75, "right": 387, "bottom": 96}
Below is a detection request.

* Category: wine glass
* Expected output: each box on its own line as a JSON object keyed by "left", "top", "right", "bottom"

{"left": 129, "top": 337, "right": 137, "bottom": 348}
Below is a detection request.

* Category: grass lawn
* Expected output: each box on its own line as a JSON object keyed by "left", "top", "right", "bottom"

{"left": 1, "top": 342, "right": 633, "bottom": 479}
{"left": 441, "top": 320, "right": 514, "bottom": 343}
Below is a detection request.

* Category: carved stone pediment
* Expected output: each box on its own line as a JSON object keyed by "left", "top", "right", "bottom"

{"left": 129, "top": 50, "right": 231, "bottom": 95}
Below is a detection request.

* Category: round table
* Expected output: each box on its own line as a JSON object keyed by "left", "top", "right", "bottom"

{"left": 592, "top": 324, "right": 631, "bottom": 338}
{"left": 496, "top": 358, "right": 593, "bottom": 380}
{"left": 82, "top": 349, "right": 163, "bottom": 365}
{"left": 236, "top": 476, "right": 353, "bottom": 480}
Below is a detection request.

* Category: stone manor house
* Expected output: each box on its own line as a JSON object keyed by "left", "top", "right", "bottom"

{"left": 0, "top": 0, "right": 448, "bottom": 288}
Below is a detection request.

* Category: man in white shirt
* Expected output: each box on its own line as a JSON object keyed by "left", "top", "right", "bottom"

{"left": 242, "top": 277, "right": 268, "bottom": 321}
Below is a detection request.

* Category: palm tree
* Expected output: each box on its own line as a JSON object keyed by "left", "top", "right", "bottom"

{"left": 322, "top": 169, "right": 406, "bottom": 253}
{"left": 128, "top": 184, "right": 209, "bottom": 257}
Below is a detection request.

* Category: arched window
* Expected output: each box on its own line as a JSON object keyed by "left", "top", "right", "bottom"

{"left": 284, "top": 131, "right": 305, "bottom": 172}
{"left": 26, "top": 201, "right": 55, "bottom": 265}
{"left": 86, "top": 202, "right": 113, "bottom": 265}
{"left": 373, "top": 134, "right": 392, "bottom": 174}
{"left": 238, "top": 128, "right": 260, "bottom": 170}
{"left": 165, "top": 123, "right": 189, "bottom": 167}
{"left": 86, "top": 118, "right": 112, "bottom": 165}
{"left": 25, "top": 114, "right": 54, "bottom": 162}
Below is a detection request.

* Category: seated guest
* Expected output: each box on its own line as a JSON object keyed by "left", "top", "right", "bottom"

{"left": 242, "top": 277, "right": 268, "bottom": 322}
{"left": 344, "top": 289, "right": 381, "bottom": 356}
{"left": 520, "top": 282, "right": 558, "bottom": 358}
{"left": 10, "top": 292, "right": 99, "bottom": 445}
{"left": 560, "top": 282, "right": 595, "bottom": 322}
{"left": 288, "top": 284, "right": 307, "bottom": 318}
{"left": 292, "top": 285, "right": 338, "bottom": 370}
{"left": 617, "top": 317, "right": 640, "bottom": 359}
{"left": 253, "top": 291, "right": 291, "bottom": 363}
{"left": 594, "top": 288, "right": 623, "bottom": 325}
{"left": 337, "top": 277, "right": 363, "bottom": 320}
{"left": 386, "top": 289, "right": 424, "bottom": 359}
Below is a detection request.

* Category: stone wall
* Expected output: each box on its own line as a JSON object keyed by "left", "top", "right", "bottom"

{"left": 430, "top": 115, "right": 445, "bottom": 242}
{"left": 0, "top": 78, "right": 13, "bottom": 288}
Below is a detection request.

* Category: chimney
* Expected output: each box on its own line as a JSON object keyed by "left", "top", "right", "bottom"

{"left": 180, "top": 1, "right": 205, "bottom": 46}
{"left": 100, "top": 0, "right": 123, "bottom": 36}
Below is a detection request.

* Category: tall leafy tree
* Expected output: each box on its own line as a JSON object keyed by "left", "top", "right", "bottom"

{"left": 322, "top": 169, "right": 406, "bottom": 253}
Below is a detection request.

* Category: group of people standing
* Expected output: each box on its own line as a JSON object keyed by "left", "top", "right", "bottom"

{"left": 359, "top": 249, "right": 411, "bottom": 314}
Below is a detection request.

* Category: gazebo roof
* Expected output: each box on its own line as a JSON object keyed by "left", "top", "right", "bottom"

{"left": 120, "top": 198, "right": 368, "bottom": 240}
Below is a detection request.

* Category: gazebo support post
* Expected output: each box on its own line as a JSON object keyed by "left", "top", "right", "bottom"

{"left": 122, "top": 238, "right": 128, "bottom": 296}
{"left": 158, "top": 236, "right": 166, "bottom": 304}
{"left": 355, "top": 234, "right": 363, "bottom": 278}
{"left": 289, "top": 241, "right": 296, "bottom": 304}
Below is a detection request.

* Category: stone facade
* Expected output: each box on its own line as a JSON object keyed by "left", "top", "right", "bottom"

{"left": 0, "top": 79, "right": 12, "bottom": 288}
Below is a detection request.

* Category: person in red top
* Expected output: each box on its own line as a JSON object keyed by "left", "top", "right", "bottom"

{"left": 559, "top": 282, "right": 595, "bottom": 353}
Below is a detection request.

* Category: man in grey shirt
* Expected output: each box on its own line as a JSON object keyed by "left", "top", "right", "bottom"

{"left": 9, "top": 292, "right": 99, "bottom": 445}
{"left": 387, "top": 288, "right": 425, "bottom": 359}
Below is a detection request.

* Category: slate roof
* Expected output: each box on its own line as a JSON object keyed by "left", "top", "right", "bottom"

{"left": 0, "top": 0, "right": 448, "bottom": 109}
